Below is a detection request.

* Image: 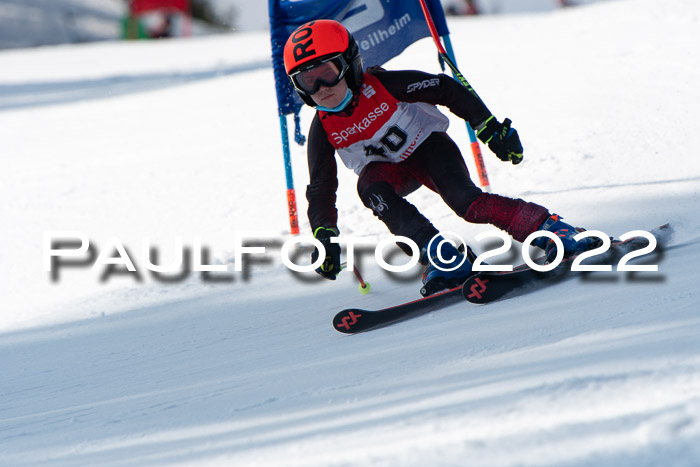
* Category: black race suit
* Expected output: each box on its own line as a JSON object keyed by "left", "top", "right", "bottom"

{"left": 305, "top": 68, "right": 549, "bottom": 251}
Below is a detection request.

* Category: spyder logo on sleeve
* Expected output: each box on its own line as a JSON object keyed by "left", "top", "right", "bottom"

{"left": 406, "top": 78, "right": 440, "bottom": 93}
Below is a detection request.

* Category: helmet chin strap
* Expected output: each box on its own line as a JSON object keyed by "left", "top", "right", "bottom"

{"left": 316, "top": 89, "right": 353, "bottom": 112}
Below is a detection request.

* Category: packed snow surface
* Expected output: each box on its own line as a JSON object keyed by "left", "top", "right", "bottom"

{"left": 1, "top": 0, "right": 699, "bottom": 465}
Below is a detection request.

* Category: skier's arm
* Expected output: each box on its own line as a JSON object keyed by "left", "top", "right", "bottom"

{"left": 306, "top": 114, "right": 339, "bottom": 233}
{"left": 373, "top": 69, "right": 524, "bottom": 164}
{"left": 306, "top": 114, "right": 342, "bottom": 280}
{"left": 371, "top": 68, "right": 492, "bottom": 129}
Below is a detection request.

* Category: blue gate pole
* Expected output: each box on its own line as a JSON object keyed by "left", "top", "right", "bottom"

{"left": 278, "top": 114, "right": 300, "bottom": 234}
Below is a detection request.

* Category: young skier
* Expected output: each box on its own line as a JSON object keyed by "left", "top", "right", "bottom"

{"left": 283, "top": 19, "right": 596, "bottom": 296}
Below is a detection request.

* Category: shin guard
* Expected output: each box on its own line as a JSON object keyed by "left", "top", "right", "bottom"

{"left": 464, "top": 193, "right": 550, "bottom": 242}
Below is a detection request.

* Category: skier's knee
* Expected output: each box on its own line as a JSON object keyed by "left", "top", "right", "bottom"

{"left": 358, "top": 182, "right": 396, "bottom": 218}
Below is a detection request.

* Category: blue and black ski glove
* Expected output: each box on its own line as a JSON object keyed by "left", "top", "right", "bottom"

{"left": 477, "top": 116, "right": 524, "bottom": 165}
{"left": 311, "top": 227, "right": 342, "bottom": 280}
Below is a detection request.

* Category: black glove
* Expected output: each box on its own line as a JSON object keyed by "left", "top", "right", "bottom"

{"left": 476, "top": 116, "right": 524, "bottom": 165}
{"left": 311, "top": 227, "right": 342, "bottom": 280}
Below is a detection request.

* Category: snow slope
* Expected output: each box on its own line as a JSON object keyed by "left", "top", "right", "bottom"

{"left": 1, "top": 0, "right": 700, "bottom": 465}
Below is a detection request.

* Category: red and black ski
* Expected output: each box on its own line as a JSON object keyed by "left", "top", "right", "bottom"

{"left": 463, "top": 223, "right": 672, "bottom": 304}
{"left": 332, "top": 285, "right": 464, "bottom": 334}
{"left": 333, "top": 224, "right": 671, "bottom": 334}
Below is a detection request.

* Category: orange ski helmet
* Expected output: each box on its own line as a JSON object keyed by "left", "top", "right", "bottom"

{"left": 283, "top": 19, "right": 363, "bottom": 107}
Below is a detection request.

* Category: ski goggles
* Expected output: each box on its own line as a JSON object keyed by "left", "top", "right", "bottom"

{"left": 289, "top": 54, "right": 349, "bottom": 96}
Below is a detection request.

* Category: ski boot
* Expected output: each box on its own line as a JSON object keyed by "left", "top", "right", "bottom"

{"left": 532, "top": 214, "right": 601, "bottom": 261}
{"left": 419, "top": 236, "right": 474, "bottom": 297}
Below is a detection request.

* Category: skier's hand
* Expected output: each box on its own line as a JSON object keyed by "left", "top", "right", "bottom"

{"left": 477, "top": 116, "right": 524, "bottom": 165}
{"left": 311, "top": 227, "right": 342, "bottom": 280}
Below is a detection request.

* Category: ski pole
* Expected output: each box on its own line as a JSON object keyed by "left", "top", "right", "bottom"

{"left": 418, "top": 0, "right": 481, "bottom": 100}
{"left": 418, "top": 0, "right": 492, "bottom": 191}
{"left": 341, "top": 262, "right": 371, "bottom": 294}
{"left": 443, "top": 35, "right": 491, "bottom": 191}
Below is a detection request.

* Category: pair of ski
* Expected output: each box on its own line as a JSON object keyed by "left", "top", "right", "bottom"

{"left": 332, "top": 224, "right": 671, "bottom": 334}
